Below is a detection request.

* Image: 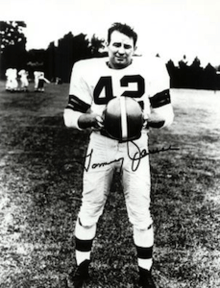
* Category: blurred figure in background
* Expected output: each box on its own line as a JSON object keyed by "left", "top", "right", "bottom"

{"left": 34, "top": 71, "right": 41, "bottom": 91}
{"left": 34, "top": 71, "right": 50, "bottom": 92}
{"left": 18, "top": 69, "right": 29, "bottom": 92}
{"left": 5, "top": 68, "right": 18, "bottom": 92}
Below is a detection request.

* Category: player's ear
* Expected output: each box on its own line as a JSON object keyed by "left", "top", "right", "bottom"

{"left": 133, "top": 45, "right": 137, "bottom": 54}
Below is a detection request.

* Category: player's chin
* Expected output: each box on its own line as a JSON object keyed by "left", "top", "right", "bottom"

{"left": 114, "top": 60, "right": 129, "bottom": 69}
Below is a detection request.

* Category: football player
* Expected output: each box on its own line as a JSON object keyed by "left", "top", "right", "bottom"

{"left": 18, "top": 69, "right": 29, "bottom": 91}
{"left": 5, "top": 68, "right": 18, "bottom": 92}
{"left": 63, "top": 22, "right": 174, "bottom": 288}
{"left": 34, "top": 71, "right": 41, "bottom": 91}
{"left": 34, "top": 71, "right": 50, "bottom": 92}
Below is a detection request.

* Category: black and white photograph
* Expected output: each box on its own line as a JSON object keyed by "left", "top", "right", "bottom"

{"left": 0, "top": 0, "right": 220, "bottom": 287}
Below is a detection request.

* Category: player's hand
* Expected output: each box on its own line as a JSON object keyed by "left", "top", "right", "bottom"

{"left": 142, "top": 118, "right": 149, "bottom": 129}
{"left": 78, "top": 113, "right": 104, "bottom": 129}
{"left": 94, "top": 115, "right": 104, "bottom": 130}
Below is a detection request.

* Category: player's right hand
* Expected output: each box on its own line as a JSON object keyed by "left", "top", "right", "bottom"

{"left": 78, "top": 113, "right": 104, "bottom": 130}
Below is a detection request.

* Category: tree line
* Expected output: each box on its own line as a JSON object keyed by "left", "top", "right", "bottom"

{"left": 1, "top": 21, "right": 220, "bottom": 89}
{"left": 0, "top": 21, "right": 106, "bottom": 83}
{"left": 166, "top": 56, "right": 220, "bottom": 90}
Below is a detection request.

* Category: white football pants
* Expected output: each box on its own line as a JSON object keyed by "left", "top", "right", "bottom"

{"left": 77, "top": 130, "right": 153, "bottom": 231}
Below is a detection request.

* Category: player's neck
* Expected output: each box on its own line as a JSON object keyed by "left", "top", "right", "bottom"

{"left": 106, "top": 60, "right": 133, "bottom": 70}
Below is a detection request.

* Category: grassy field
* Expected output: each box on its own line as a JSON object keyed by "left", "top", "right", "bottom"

{"left": 0, "top": 81, "right": 219, "bottom": 288}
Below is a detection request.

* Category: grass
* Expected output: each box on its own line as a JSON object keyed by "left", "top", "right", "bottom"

{"left": 0, "top": 81, "right": 219, "bottom": 287}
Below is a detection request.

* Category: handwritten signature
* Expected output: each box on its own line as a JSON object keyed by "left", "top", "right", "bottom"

{"left": 71, "top": 141, "right": 179, "bottom": 172}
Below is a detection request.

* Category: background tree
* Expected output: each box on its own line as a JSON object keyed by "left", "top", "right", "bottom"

{"left": 90, "top": 34, "right": 105, "bottom": 56}
{"left": 44, "top": 32, "right": 105, "bottom": 82}
{"left": 203, "top": 63, "right": 217, "bottom": 90}
{"left": 166, "top": 59, "right": 177, "bottom": 88}
{"left": 26, "top": 49, "right": 46, "bottom": 79}
{"left": 1, "top": 21, "right": 220, "bottom": 89}
{"left": 0, "top": 21, "right": 27, "bottom": 78}
{"left": 188, "top": 57, "right": 203, "bottom": 88}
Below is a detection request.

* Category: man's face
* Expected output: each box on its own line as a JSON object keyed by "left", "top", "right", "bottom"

{"left": 107, "top": 31, "right": 136, "bottom": 69}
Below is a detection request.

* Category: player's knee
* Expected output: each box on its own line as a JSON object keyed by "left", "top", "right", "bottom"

{"left": 135, "top": 222, "right": 153, "bottom": 231}
{"left": 78, "top": 216, "right": 99, "bottom": 229}
{"left": 79, "top": 218, "right": 93, "bottom": 229}
{"left": 129, "top": 210, "right": 152, "bottom": 230}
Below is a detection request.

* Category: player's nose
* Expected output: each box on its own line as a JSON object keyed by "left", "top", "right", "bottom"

{"left": 118, "top": 45, "right": 125, "bottom": 54}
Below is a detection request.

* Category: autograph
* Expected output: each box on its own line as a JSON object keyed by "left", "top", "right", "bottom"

{"left": 72, "top": 141, "right": 179, "bottom": 172}
{"left": 127, "top": 141, "right": 179, "bottom": 171}
{"left": 83, "top": 150, "right": 124, "bottom": 172}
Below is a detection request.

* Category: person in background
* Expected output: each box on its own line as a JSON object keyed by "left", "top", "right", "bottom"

{"left": 34, "top": 71, "right": 50, "bottom": 92}
{"left": 18, "top": 69, "right": 29, "bottom": 92}
{"left": 5, "top": 68, "right": 18, "bottom": 92}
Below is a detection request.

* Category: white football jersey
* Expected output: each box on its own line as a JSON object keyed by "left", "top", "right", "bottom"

{"left": 65, "top": 56, "right": 173, "bottom": 129}
{"left": 69, "top": 56, "right": 169, "bottom": 117}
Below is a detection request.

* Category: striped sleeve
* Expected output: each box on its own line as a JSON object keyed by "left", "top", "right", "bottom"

{"left": 148, "top": 59, "right": 174, "bottom": 128}
{"left": 64, "top": 60, "right": 92, "bottom": 130}
{"left": 69, "top": 60, "right": 92, "bottom": 108}
{"left": 148, "top": 89, "right": 174, "bottom": 128}
{"left": 66, "top": 94, "right": 91, "bottom": 113}
{"left": 149, "top": 89, "right": 171, "bottom": 108}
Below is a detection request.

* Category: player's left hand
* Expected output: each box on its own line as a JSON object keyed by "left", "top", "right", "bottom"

{"left": 142, "top": 118, "right": 149, "bottom": 129}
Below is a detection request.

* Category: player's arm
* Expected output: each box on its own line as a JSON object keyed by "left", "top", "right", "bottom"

{"left": 64, "top": 95, "right": 103, "bottom": 129}
{"left": 43, "top": 77, "right": 50, "bottom": 84}
{"left": 63, "top": 61, "right": 103, "bottom": 130}
{"left": 147, "top": 59, "right": 174, "bottom": 129}
{"left": 148, "top": 89, "right": 174, "bottom": 128}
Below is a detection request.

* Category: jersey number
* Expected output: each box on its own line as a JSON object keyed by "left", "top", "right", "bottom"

{"left": 94, "top": 75, "right": 145, "bottom": 105}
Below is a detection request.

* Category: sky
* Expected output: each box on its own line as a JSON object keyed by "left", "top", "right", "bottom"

{"left": 1, "top": 0, "right": 220, "bottom": 67}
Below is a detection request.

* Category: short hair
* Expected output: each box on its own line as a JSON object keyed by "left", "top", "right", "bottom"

{"left": 107, "top": 22, "right": 138, "bottom": 47}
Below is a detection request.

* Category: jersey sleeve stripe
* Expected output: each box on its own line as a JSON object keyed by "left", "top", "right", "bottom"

{"left": 66, "top": 94, "right": 90, "bottom": 113}
{"left": 149, "top": 89, "right": 171, "bottom": 108}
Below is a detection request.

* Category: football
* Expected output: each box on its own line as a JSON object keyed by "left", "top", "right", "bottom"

{"left": 103, "top": 96, "right": 144, "bottom": 142}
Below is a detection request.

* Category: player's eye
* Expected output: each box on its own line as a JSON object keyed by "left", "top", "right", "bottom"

{"left": 124, "top": 44, "right": 132, "bottom": 49}
{"left": 113, "top": 43, "right": 121, "bottom": 48}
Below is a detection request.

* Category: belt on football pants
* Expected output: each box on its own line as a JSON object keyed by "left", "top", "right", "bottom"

{"left": 96, "top": 129, "right": 142, "bottom": 143}
{"left": 95, "top": 129, "right": 124, "bottom": 143}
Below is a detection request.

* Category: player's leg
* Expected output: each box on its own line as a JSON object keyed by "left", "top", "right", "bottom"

{"left": 38, "top": 79, "right": 44, "bottom": 91}
{"left": 123, "top": 134, "right": 156, "bottom": 287}
{"left": 8, "top": 79, "right": 13, "bottom": 91}
{"left": 24, "top": 78, "right": 29, "bottom": 91}
{"left": 75, "top": 166, "right": 114, "bottom": 266}
{"left": 75, "top": 133, "right": 116, "bottom": 264}
{"left": 14, "top": 79, "right": 18, "bottom": 91}
{"left": 70, "top": 133, "right": 116, "bottom": 287}
{"left": 123, "top": 158, "right": 154, "bottom": 268}
{"left": 20, "top": 78, "right": 24, "bottom": 90}
{"left": 34, "top": 78, "right": 38, "bottom": 90}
